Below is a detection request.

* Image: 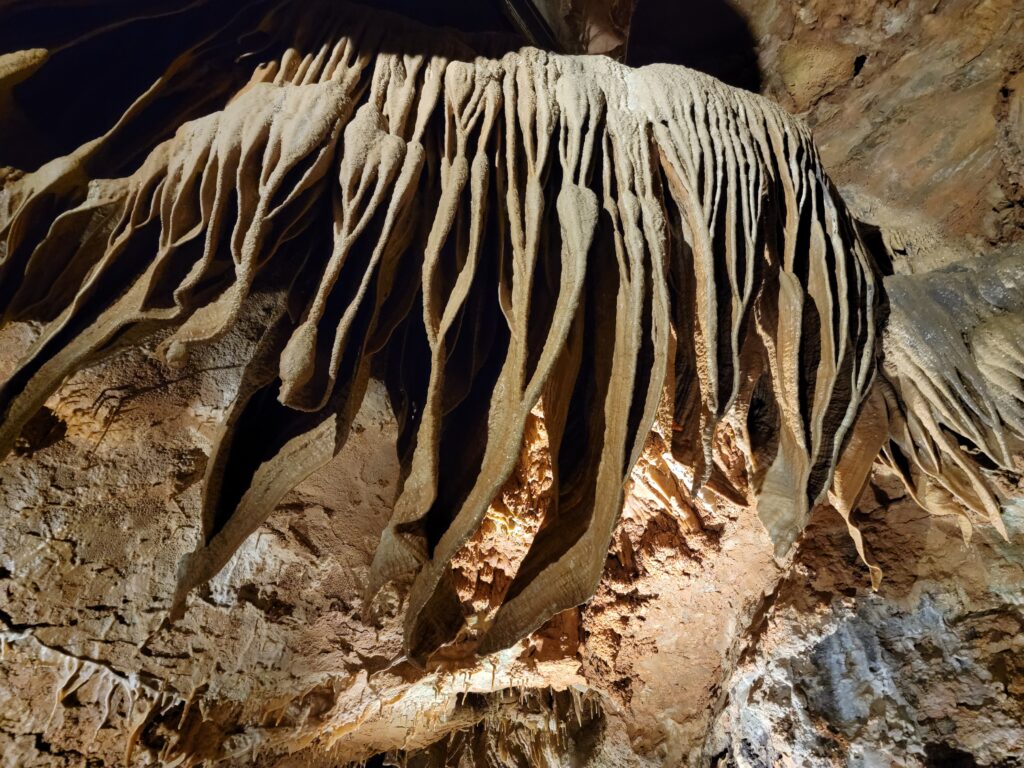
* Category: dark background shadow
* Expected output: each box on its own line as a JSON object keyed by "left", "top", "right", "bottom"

{"left": 363, "top": 0, "right": 518, "bottom": 34}
{"left": 625, "top": 0, "right": 762, "bottom": 91}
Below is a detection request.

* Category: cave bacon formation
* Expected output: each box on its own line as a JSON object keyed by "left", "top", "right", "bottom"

{"left": 1, "top": 0, "right": 1019, "bottom": 664}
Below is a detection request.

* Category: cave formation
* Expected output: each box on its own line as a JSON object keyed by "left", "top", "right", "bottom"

{"left": 1, "top": 1, "right": 1023, "bottom": 766}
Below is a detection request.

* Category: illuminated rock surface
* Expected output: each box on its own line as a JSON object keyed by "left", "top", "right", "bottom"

{"left": 0, "top": 1, "right": 1022, "bottom": 765}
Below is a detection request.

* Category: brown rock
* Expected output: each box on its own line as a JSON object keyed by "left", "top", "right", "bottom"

{"left": 778, "top": 39, "right": 861, "bottom": 110}
{"left": 0, "top": 2, "right": 1022, "bottom": 767}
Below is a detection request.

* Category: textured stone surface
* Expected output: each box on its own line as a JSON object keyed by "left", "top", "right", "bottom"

{"left": 707, "top": 2, "right": 1024, "bottom": 764}
{"left": 0, "top": 0, "right": 888, "bottom": 667}
{"left": 1, "top": 1, "right": 1023, "bottom": 766}
{"left": 735, "top": 0, "right": 1024, "bottom": 251}
{"left": 710, "top": 472, "right": 1024, "bottom": 767}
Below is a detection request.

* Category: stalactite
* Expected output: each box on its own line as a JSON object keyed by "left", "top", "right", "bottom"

{"left": 1, "top": 0, "right": 1020, "bottom": 671}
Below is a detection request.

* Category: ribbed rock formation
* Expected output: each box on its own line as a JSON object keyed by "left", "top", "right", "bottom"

{"left": 1, "top": 1, "right": 1022, "bottom": 765}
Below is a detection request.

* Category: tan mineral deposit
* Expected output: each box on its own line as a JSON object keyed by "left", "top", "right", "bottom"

{"left": 0, "top": 1, "right": 1022, "bottom": 766}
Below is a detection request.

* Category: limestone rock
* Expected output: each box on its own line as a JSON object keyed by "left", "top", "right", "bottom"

{"left": 0, "top": 1, "right": 1022, "bottom": 766}
{"left": 777, "top": 40, "right": 860, "bottom": 111}
{"left": 0, "top": 0, "right": 885, "bottom": 666}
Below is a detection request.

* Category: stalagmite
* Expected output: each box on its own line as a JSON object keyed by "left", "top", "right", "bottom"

{"left": 0, "top": 0, "right": 1021, "bottom": 677}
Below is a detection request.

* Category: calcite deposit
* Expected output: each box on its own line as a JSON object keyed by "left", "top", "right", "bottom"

{"left": 0, "top": 1, "right": 1022, "bottom": 766}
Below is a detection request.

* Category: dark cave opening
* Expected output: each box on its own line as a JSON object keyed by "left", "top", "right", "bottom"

{"left": 625, "top": 0, "right": 762, "bottom": 91}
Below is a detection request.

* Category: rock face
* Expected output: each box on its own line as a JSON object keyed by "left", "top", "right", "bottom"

{"left": 0, "top": 1, "right": 1022, "bottom": 766}
{"left": 704, "top": 2, "right": 1024, "bottom": 765}
{"left": 736, "top": 0, "right": 1024, "bottom": 252}
{"left": 710, "top": 487, "right": 1024, "bottom": 767}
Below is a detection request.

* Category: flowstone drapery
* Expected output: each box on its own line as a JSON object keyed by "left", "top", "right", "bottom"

{"left": 0, "top": 0, "right": 1020, "bottom": 667}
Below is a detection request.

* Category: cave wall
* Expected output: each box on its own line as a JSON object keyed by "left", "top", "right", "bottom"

{"left": 0, "top": 1, "right": 1022, "bottom": 767}
{"left": 709, "top": 0, "right": 1024, "bottom": 764}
